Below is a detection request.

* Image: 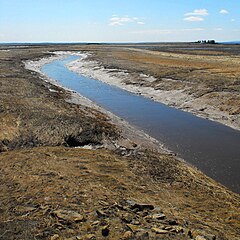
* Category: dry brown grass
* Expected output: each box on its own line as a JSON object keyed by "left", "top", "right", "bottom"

{"left": 0, "top": 147, "right": 239, "bottom": 239}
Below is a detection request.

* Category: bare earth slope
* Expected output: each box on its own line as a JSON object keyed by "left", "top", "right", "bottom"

{"left": 0, "top": 45, "right": 239, "bottom": 240}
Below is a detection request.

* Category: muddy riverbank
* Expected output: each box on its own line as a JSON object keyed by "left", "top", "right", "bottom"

{"left": 37, "top": 54, "right": 240, "bottom": 192}
{"left": 25, "top": 51, "right": 165, "bottom": 153}
{"left": 67, "top": 48, "right": 240, "bottom": 131}
{"left": 0, "top": 44, "right": 239, "bottom": 239}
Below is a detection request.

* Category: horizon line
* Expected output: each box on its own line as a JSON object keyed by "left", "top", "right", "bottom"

{"left": 0, "top": 40, "right": 240, "bottom": 45}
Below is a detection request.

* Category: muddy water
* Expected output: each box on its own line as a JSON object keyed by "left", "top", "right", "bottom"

{"left": 42, "top": 55, "right": 240, "bottom": 193}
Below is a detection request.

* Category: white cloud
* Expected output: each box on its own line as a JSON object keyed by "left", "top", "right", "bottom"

{"left": 109, "top": 21, "right": 124, "bottom": 26}
{"left": 219, "top": 9, "right": 229, "bottom": 14}
{"left": 109, "top": 16, "right": 145, "bottom": 26}
{"left": 184, "top": 9, "right": 208, "bottom": 22}
{"left": 231, "top": 19, "right": 235, "bottom": 22}
{"left": 185, "top": 9, "right": 209, "bottom": 16}
{"left": 109, "top": 17, "right": 132, "bottom": 26}
{"left": 184, "top": 16, "right": 204, "bottom": 22}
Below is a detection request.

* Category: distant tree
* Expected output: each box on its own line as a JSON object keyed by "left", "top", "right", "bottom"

{"left": 207, "top": 40, "right": 216, "bottom": 44}
{"left": 196, "top": 40, "right": 216, "bottom": 44}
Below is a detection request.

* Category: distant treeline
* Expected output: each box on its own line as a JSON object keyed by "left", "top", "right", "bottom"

{"left": 196, "top": 40, "right": 216, "bottom": 44}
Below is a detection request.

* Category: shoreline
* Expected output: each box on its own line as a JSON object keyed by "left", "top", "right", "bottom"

{"left": 67, "top": 52, "right": 240, "bottom": 131}
{"left": 25, "top": 52, "right": 240, "bottom": 192}
{"left": 25, "top": 51, "right": 170, "bottom": 155}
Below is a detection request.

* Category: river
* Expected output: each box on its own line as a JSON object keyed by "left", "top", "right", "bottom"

{"left": 42, "top": 55, "right": 240, "bottom": 193}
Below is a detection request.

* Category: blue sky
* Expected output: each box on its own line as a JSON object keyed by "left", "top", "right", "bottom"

{"left": 0, "top": 0, "right": 239, "bottom": 42}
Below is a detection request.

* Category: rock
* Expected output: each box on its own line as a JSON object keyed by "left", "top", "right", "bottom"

{"left": 189, "top": 230, "right": 216, "bottom": 240}
{"left": 53, "top": 209, "right": 85, "bottom": 222}
{"left": 98, "top": 200, "right": 109, "bottom": 206}
{"left": 164, "top": 226, "right": 172, "bottom": 231}
{"left": 102, "top": 225, "right": 110, "bottom": 236}
{"left": 196, "top": 236, "right": 207, "bottom": 240}
{"left": 96, "top": 209, "right": 107, "bottom": 218}
{"left": 144, "top": 213, "right": 165, "bottom": 222}
{"left": 83, "top": 234, "right": 96, "bottom": 240}
{"left": 168, "top": 219, "right": 178, "bottom": 225}
{"left": 122, "top": 231, "right": 133, "bottom": 239}
{"left": 50, "top": 234, "right": 60, "bottom": 240}
{"left": 196, "top": 235, "right": 216, "bottom": 240}
{"left": 127, "top": 224, "right": 142, "bottom": 232}
{"left": 15, "top": 206, "right": 37, "bottom": 213}
{"left": 151, "top": 213, "right": 166, "bottom": 220}
{"left": 135, "top": 231, "right": 149, "bottom": 239}
{"left": 126, "top": 200, "right": 154, "bottom": 212}
{"left": 170, "top": 226, "right": 184, "bottom": 233}
{"left": 91, "top": 220, "right": 100, "bottom": 226}
{"left": 131, "top": 220, "right": 141, "bottom": 225}
{"left": 151, "top": 228, "right": 169, "bottom": 234}
{"left": 121, "top": 213, "right": 132, "bottom": 223}
{"left": 113, "top": 202, "right": 125, "bottom": 210}
{"left": 0, "top": 144, "right": 6, "bottom": 152}
{"left": 65, "top": 237, "right": 81, "bottom": 240}
{"left": 205, "top": 234, "right": 216, "bottom": 240}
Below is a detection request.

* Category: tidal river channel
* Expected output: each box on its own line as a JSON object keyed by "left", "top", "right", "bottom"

{"left": 42, "top": 55, "right": 240, "bottom": 193}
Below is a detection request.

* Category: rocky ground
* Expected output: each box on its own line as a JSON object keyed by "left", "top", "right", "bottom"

{"left": 0, "top": 44, "right": 240, "bottom": 240}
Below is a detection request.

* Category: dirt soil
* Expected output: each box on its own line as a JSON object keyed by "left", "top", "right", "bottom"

{"left": 0, "top": 44, "right": 240, "bottom": 240}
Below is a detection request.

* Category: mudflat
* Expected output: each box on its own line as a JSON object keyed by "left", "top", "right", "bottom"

{"left": 0, "top": 44, "right": 239, "bottom": 240}
{"left": 75, "top": 43, "right": 240, "bottom": 130}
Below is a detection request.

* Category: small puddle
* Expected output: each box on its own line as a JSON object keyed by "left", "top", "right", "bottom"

{"left": 42, "top": 55, "right": 240, "bottom": 193}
